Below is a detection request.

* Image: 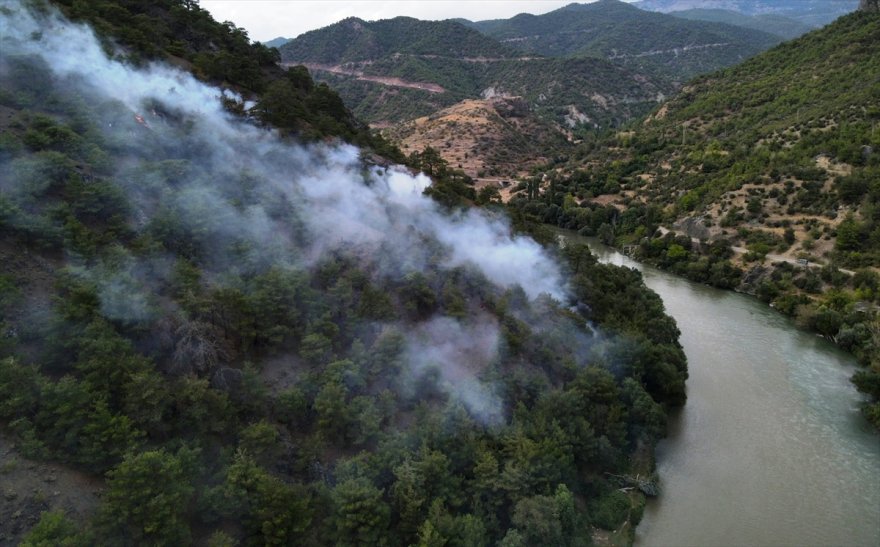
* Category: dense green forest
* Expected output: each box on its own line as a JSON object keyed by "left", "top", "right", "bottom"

{"left": 506, "top": 9, "right": 880, "bottom": 426}
{"left": 44, "top": 0, "right": 403, "bottom": 157}
{"left": 0, "top": 1, "right": 688, "bottom": 544}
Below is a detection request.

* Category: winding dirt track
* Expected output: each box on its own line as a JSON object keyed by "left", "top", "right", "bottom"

{"left": 282, "top": 62, "right": 447, "bottom": 93}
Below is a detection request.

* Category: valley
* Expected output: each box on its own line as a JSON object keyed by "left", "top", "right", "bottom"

{"left": 0, "top": 0, "right": 878, "bottom": 546}
{"left": 280, "top": 0, "right": 880, "bottom": 435}
{"left": 497, "top": 6, "right": 880, "bottom": 432}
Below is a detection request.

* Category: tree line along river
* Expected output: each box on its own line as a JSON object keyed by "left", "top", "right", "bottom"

{"left": 556, "top": 230, "right": 880, "bottom": 547}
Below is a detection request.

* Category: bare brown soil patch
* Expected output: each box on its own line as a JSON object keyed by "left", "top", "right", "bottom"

{"left": 384, "top": 97, "right": 570, "bottom": 200}
{"left": 0, "top": 433, "right": 101, "bottom": 546}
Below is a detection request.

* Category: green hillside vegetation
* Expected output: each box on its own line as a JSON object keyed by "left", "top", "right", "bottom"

{"left": 507, "top": 10, "right": 880, "bottom": 426}
{"left": 279, "top": 16, "right": 517, "bottom": 64}
{"left": 0, "top": 1, "right": 688, "bottom": 544}
{"left": 310, "top": 74, "right": 455, "bottom": 127}
{"left": 281, "top": 18, "right": 672, "bottom": 132}
{"left": 47, "top": 0, "right": 400, "bottom": 154}
{"left": 466, "top": 0, "right": 781, "bottom": 81}
{"left": 325, "top": 55, "right": 670, "bottom": 130}
{"left": 671, "top": 8, "right": 814, "bottom": 40}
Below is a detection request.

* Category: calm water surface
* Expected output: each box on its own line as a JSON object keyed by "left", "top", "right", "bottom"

{"left": 559, "top": 232, "right": 880, "bottom": 547}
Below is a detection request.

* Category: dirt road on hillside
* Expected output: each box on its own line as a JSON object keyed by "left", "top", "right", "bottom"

{"left": 283, "top": 62, "right": 446, "bottom": 93}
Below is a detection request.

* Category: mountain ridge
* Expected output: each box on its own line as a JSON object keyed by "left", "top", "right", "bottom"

{"left": 632, "top": 0, "right": 858, "bottom": 27}
{"left": 279, "top": 16, "right": 518, "bottom": 65}
{"left": 464, "top": 0, "right": 781, "bottom": 81}
{"left": 280, "top": 16, "right": 672, "bottom": 132}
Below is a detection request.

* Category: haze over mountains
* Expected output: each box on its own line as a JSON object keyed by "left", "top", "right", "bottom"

{"left": 277, "top": 0, "right": 851, "bottom": 185}
{"left": 462, "top": 0, "right": 780, "bottom": 80}
{"left": 667, "top": 8, "right": 814, "bottom": 39}
{"left": 633, "top": 0, "right": 858, "bottom": 27}
{"left": 1, "top": 2, "right": 696, "bottom": 545}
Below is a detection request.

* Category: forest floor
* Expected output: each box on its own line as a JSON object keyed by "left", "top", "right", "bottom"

{"left": 0, "top": 432, "right": 101, "bottom": 546}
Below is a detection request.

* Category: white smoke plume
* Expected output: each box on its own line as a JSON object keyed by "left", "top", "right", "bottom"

{"left": 402, "top": 316, "right": 503, "bottom": 425}
{"left": 0, "top": 2, "right": 576, "bottom": 422}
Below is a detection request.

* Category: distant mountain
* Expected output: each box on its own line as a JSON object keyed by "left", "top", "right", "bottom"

{"left": 671, "top": 8, "right": 813, "bottom": 40}
{"left": 279, "top": 16, "right": 517, "bottom": 64}
{"left": 465, "top": 0, "right": 781, "bottom": 81}
{"left": 263, "top": 36, "right": 290, "bottom": 48}
{"left": 280, "top": 15, "right": 671, "bottom": 132}
{"left": 633, "top": 0, "right": 858, "bottom": 28}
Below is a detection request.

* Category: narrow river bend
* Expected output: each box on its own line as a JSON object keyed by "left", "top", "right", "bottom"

{"left": 559, "top": 232, "right": 880, "bottom": 546}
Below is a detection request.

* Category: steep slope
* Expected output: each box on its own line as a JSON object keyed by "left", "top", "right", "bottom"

{"left": 1, "top": 2, "right": 689, "bottom": 545}
{"left": 564, "top": 9, "right": 880, "bottom": 260}
{"left": 671, "top": 8, "right": 813, "bottom": 40}
{"left": 633, "top": 0, "right": 859, "bottom": 27}
{"left": 467, "top": 0, "right": 781, "bottom": 81}
{"left": 280, "top": 16, "right": 671, "bottom": 133}
{"left": 508, "top": 9, "right": 880, "bottom": 424}
{"left": 45, "top": 0, "right": 396, "bottom": 152}
{"left": 280, "top": 16, "right": 517, "bottom": 64}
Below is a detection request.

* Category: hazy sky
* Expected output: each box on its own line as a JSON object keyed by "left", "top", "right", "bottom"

{"left": 199, "top": 0, "right": 592, "bottom": 43}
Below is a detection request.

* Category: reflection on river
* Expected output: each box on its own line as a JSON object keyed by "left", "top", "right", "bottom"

{"left": 557, "top": 231, "right": 880, "bottom": 547}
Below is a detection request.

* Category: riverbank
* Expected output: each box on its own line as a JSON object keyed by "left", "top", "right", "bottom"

{"left": 556, "top": 230, "right": 880, "bottom": 546}
{"left": 592, "top": 224, "right": 880, "bottom": 428}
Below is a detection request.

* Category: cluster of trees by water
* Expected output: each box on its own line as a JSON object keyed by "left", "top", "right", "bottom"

{"left": 507, "top": 175, "right": 880, "bottom": 427}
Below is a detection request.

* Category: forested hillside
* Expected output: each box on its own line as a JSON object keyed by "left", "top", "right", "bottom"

{"left": 0, "top": 1, "right": 687, "bottom": 544}
{"left": 466, "top": 0, "right": 780, "bottom": 82}
{"left": 507, "top": 9, "right": 880, "bottom": 426}
{"left": 43, "top": 0, "right": 398, "bottom": 152}
{"left": 280, "top": 16, "right": 671, "bottom": 131}
{"left": 312, "top": 55, "right": 670, "bottom": 133}
{"left": 281, "top": 16, "right": 517, "bottom": 64}
{"left": 670, "top": 8, "right": 813, "bottom": 40}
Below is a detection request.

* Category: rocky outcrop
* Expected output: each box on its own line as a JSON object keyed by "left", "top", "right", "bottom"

{"left": 674, "top": 216, "right": 711, "bottom": 242}
{"left": 860, "top": 0, "right": 880, "bottom": 12}
{"left": 738, "top": 264, "right": 769, "bottom": 296}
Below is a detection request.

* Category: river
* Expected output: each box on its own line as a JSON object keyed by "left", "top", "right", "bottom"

{"left": 557, "top": 232, "right": 880, "bottom": 546}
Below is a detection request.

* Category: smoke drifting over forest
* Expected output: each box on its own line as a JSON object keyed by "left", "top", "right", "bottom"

{"left": 1, "top": 2, "right": 578, "bottom": 422}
